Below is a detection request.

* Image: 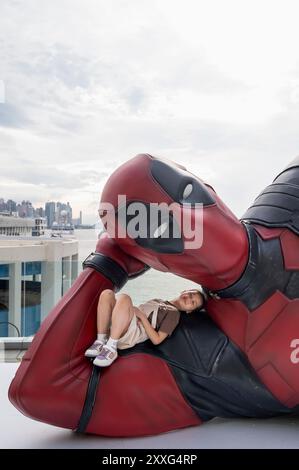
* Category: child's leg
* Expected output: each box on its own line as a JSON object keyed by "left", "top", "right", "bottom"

{"left": 85, "top": 289, "right": 116, "bottom": 358}
{"left": 97, "top": 289, "right": 116, "bottom": 335}
{"left": 93, "top": 294, "right": 134, "bottom": 367}
{"left": 110, "top": 293, "right": 134, "bottom": 340}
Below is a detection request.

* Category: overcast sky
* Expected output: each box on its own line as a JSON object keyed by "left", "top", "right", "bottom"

{"left": 1, "top": 0, "right": 299, "bottom": 224}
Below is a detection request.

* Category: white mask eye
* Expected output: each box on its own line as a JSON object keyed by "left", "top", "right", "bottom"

{"left": 153, "top": 222, "right": 169, "bottom": 238}
{"left": 182, "top": 183, "right": 193, "bottom": 200}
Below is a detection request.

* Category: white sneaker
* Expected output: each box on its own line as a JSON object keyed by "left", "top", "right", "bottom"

{"left": 93, "top": 345, "right": 118, "bottom": 367}
{"left": 84, "top": 340, "right": 106, "bottom": 358}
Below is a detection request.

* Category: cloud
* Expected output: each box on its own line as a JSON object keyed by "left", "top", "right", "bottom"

{"left": 0, "top": 163, "right": 106, "bottom": 188}
{"left": 0, "top": 103, "right": 31, "bottom": 128}
{"left": 1, "top": 0, "right": 299, "bottom": 223}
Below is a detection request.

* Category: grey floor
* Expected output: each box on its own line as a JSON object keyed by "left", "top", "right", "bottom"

{"left": 1, "top": 363, "right": 299, "bottom": 449}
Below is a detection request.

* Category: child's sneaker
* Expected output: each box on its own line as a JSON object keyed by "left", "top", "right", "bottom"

{"left": 93, "top": 345, "right": 118, "bottom": 367}
{"left": 84, "top": 340, "right": 106, "bottom": 358}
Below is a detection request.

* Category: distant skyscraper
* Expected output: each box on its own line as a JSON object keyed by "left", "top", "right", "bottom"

{"left": 66, "top": 202, "right": 72, "bottom": 224}
{"left": 45, "top": 202, "right": 56, "bottom": 228}
{"left": 56, "top": 201, "right": 73, "bottom": 225}
{"left": 79, "top": 210, "right": 82, "bottom": 225}
{"left": 17, "top": 200, "right": 33, "bottom": 218}
{"left": 35, "top": 207, "right": 44, "bottom": 217}
{"left": 0, "top": 198, "right": 17, "bottom": 214}
{"left": 6, "top": 199, "right": 17, "bottom": 213}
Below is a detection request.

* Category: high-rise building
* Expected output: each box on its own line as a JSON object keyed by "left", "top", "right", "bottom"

{"left": 6, "top": 199, "right": 17, "bottom": 213}
{"left": 66, "top": 202, "right": 72, "bottom": 224}
{"left": 56, "top": 201, "right": 73, "bottom": 226}
{"left": 0, "top": 198, "right": 18, "bottom": 214}
{"left": 17, "top": 200, "right": 34, "bottom": 218}
{"left": 35, "top": 207, "right": 44, "bottom": 217}
{"left": 45, "top": 202, "right": 56, "bottom": 228}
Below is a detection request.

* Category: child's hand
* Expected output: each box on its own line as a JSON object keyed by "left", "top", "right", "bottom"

{"left": 133, "top": 307, "right": 146, "bottom": 321}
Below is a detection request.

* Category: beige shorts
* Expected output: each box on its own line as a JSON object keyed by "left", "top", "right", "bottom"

{"left": 117, "top": 313, "right": 148, "bottom": 350}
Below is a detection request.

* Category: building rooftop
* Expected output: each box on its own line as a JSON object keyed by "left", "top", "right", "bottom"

{"left": 0, "top": 237, "right": 78, "bottom": 262}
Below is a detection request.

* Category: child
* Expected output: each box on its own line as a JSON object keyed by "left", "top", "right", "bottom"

{"left": 85, "top": 288, "right": 205, "bottom": 367}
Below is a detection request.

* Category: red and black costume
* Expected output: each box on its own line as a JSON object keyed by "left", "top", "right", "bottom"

{"left": 9, "top": 154, "right": 299, "bottom": 436}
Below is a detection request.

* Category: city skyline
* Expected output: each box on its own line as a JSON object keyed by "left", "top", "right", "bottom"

{"left": 0, "top": 196, "right": 79, "bottom": 215}
{"left": 0, "top": 197, "right": 84, "bottom": 228}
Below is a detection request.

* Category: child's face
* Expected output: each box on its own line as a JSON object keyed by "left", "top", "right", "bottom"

{"left": 178, "top": 290, "right": 203, "bottom": 313}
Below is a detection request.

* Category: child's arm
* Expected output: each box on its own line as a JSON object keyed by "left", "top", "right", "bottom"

{"left": 133, "top": 307, "right": 168, "bottom": 345}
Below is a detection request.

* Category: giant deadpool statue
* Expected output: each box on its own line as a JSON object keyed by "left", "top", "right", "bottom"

{"left": 9, "top": 154, "right": 299, "bottom": 436}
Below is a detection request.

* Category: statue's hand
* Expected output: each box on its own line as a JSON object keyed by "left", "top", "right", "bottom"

{"left": 95, "top": 231, "right": 150, "bottom": 281}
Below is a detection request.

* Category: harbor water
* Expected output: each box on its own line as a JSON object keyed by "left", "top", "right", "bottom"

{"left": 76, "top": 228, "right": 200, "bottom": 305}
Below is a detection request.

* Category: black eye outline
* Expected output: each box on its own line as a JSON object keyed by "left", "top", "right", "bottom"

{"left": 151, "top": 159, "right": 215, "bottom": 206}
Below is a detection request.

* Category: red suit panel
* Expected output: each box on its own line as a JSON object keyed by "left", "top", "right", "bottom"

{"left": 87, "top": 353, "right": 201, "bottom": 437}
